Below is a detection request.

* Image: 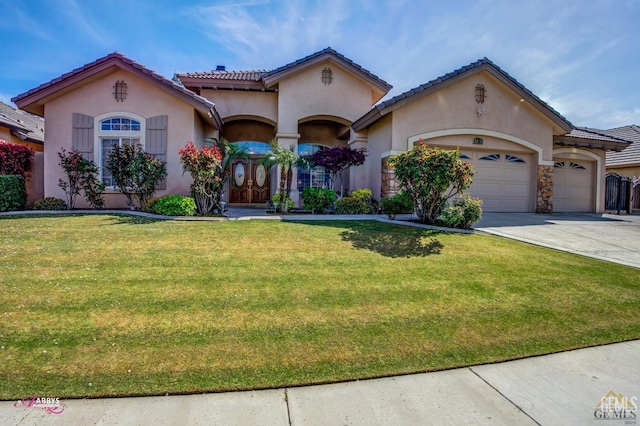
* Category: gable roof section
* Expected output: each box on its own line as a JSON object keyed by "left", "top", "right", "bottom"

{"left": 555, "top": 126, "right": 633, "bottom": 152}
{"left": 352, "top": 58, "right": 573, "bottom": 133}
{"left": 12, "top": 52, "right": 222, "bottom": 129}
{"left": 603, "top": 125, "right": 640, "bottom": 167}
{"left": 177, "top": 70, "right": 268, "bottom": 91}
{"left": 262, "top": 47, "right": 392, "bottom": 102}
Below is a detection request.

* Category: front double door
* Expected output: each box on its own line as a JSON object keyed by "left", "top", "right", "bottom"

{"left": 229, "top": 158, "right": 271, "bottom": 204}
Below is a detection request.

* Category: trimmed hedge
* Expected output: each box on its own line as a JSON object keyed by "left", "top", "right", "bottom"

{"left": 381, "top": 192, "right": 414, "bottom": 219}
{"left": 33, "top": 197, "right": 68, "bottom": 211}
{"left": 301, "top": 187, "right": 336, "bottom": 214}
{"left": 335, "top": 196, "right": 369, "bottom": 214}
{"left": 150, "top": 194, "right": 196, "bottom": 216}
{"left": 0, "top": 175, "right": 27, "bottom": 212}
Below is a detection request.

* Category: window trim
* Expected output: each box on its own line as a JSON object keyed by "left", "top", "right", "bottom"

{"left": 94, "top": 112, "right": 146, "bottom": 189}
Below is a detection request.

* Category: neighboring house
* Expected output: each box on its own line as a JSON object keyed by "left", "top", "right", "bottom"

{"left": 0, "top": 101, "right": 45, "bottom": 204}
{"left": 603, "top": 125, "right": 640, "bottom": 177}
{"left": 12, "top": 48, "right": 630, "bottom": 212}
{"left": 0, "top": 101, "right": 45, "bottom": 152}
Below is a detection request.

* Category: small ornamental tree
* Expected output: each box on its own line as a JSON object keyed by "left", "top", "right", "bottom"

{"left": 306, "top": 146, "right": 367, "bottom": 196}
{"left": 106, "top": 142, "right": 166, "bottom": 211}
{"left": 58, "top": 148, "right": 106, "bottom": 209}
{"left": 388, "top": 145, "right": 474, "bottom": 224}
{"left": 260, "top": 140, "right": 300, "bottom": 213}
{"left": 179, "top": 141, "right": 224, "bottom": 215}
{"left": 0, "top": 140, "right": 34, "bottom": 177}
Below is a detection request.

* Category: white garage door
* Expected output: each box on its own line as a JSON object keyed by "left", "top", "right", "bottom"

{"left": 461, "top": 151, "right": 533, "bottom": 212}
{"left": 553, "top": 160, "right": 595, "bottom": 212}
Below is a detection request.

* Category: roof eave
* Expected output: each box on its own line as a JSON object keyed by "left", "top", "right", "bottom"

{"left": 554, "top": 136, "right": 630, "bottom": 152}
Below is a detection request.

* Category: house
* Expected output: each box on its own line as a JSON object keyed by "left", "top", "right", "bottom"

{"left": 0, "top": 101, "right": 45, "bottom": 203}
{"left": 604, "top": 125, "right": 640, "bottom": 178}
{"left": 12, "top": 48, "right": 631, "bottom": 212}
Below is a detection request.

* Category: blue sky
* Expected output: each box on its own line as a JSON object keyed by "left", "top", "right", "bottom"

{"left": 1, "top": 0, "right": 638, "bottom": 129}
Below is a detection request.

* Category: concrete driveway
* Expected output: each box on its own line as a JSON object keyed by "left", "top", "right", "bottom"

{"left": 474, "top": 213, "right": 640, "bottom": 269}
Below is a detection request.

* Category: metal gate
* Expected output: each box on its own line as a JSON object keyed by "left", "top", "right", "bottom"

{"left": 632, "top": 178, "right": 640, "bottom": 213}
{"left": 605, "top": 173, "right": 630, "bottom": 213}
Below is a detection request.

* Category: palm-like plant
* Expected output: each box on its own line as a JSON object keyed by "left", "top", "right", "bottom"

{"left": 260, "top": 140, "right": 301, "bottom": 213}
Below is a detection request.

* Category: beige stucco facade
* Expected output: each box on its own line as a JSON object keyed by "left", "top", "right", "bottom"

{"left": 13, "top": 49, "right": 627, "bottom": 212}
{"left": 41, "top": 68, "right": 216, "bottom": 208}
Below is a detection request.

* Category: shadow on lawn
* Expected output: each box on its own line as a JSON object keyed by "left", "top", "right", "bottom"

{"left": 289, "top": 220, "right": 444, "bottom": 258}
{"left": 106, "top": 214, "right": 164, "bottom": 225}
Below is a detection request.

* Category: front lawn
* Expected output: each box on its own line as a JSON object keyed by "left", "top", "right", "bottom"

{"left": 0, "top": 215, "right": 638, "bottom": 399}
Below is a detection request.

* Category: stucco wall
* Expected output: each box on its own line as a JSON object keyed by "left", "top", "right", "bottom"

{"left": 276, "top": 61, "right": 373, "bottom": 133}
{"left": 43, "top": 69, "right": 203, "bottom": 208}
{"left": 202, "top": 90, "right": 277, "bottom": 124}
{"left": 390, "top": 71, "right": 557, "bottom": 161}
{"left": 361, "top": 115, "right": 393, "bottom": 199}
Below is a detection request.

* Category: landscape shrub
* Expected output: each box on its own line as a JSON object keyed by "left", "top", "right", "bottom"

{"left": 0, "top": 141, "right": 34, "bottom": 177}
{"left": 440, "top": 196, "right": 483, "bottom": 229}
{"left": 151, "top": 194, "right": 196, "bottom": 216}
{"left": 335, "top": 196, "right": 369, "bottom": 214}
{"left": 0, "top": 175, "right": 27, "bottom": 212}
{"left": 350, "top": 188, "right": 379, "bottom": 213}
{"left": 58, "top": 148, "right": 105, "bottom": 209}
{"left": 33, "top": 197, "right": 68, "bottom": 211}
{"left": 381, "top": 192, "right": 414, "bottom": 219}
{"left": 301, "top": 187, "right": 336, "bottom": 213}
{"left": 106, "top": 142, "right": 166, "bottom": 211}
{"left": 388, "top": 145, "right": 474, "bottom": 224}
{"left": 271, "top": 192, "right": 295, "bottom": 212}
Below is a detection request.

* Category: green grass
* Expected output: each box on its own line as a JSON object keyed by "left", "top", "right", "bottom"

{"left": 0, "top": 214, "right": 638, "bottom": 399}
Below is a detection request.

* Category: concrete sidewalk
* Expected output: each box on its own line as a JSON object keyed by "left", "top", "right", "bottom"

{"left": 3, "top": 340, "right": 638, "bottom": 425}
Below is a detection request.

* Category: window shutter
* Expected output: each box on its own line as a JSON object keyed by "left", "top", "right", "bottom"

{"left": 146, "top": 115, "right": 168, "bottom": 190}
{"left": 72, "top": 113, "right": 94, "bottom": 160}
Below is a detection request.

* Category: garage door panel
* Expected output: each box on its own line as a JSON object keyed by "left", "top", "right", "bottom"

{"left": 464, "top": 151, "right": 533, "bottom": 212}
{"left": 553, "top": 161, "right": 594, "bottom": 212}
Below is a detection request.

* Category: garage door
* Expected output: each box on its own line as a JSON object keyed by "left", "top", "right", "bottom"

{"left": 553, "top": 160, "right": 594, "bottom": 212}
{"left": 461, "top": 151, "right": 533, "bottom": 212}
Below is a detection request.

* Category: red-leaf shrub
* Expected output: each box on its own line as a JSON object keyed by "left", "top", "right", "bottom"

{"left": 0, "top": 140, "right": 34, "bottom": 177}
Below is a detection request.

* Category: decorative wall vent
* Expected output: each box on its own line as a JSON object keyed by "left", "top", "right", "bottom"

{"left": 475, "top": 84, "right": 486, "bottom": 103}
{"left": 322, "top": 67, "right": 333, "bottom": 85}
{"left": 473, "top": 137, "right": 484, "bottom": 145}
{"left": 113, "top": 80, "right": 127, "bottom": 102}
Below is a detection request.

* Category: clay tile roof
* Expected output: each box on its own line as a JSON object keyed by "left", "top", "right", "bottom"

{"left": 353, "top": 58, "right": 573, "bottom": 132}
{"left": 604, "top": 125, "right": 640, "bottom": 167}
{"left": 0, "top": 101, "right": 45, "bottom": 143}
{"left": 12, "top": 52, "right": 220, "bottom": 127}
{"left": 566, "top": 127, "right": 633, "bottom": 144}
{"left": 179, "top": 70, "right": 267, "bottom": 81}
{"left": 262, "top": 47, "right": 392, "bottom": 91}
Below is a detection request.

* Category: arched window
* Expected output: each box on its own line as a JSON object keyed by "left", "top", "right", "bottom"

{"left": 230, "top": 141, "right": 272, "bottom": 155}
{"left": 297, "top": 143, "right": 330, "bottom": 191}
{"left": 98, "top": 116, "right": 143, "bottom": 187}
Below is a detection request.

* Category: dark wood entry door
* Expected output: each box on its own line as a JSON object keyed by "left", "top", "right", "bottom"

{"left": 229, "top": 158, "right": 270, "bottom": 204}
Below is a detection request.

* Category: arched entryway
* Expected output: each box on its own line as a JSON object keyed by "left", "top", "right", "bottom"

{"left": 222, "top": 118, "right": 275, "bottom": 205}
{"left": 297, "top": 118, "right": 351, "bottom": 196}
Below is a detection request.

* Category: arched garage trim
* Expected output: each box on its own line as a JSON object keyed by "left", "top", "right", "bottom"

{"left": 553, "top": 147, "right": 602, "bottom": 212}
{"left": 407, "top": 129, "right": 554, "bottom": 166}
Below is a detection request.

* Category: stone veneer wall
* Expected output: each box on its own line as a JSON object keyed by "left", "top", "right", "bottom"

{"left": 381, "top": 158, "right": 399, "bottom": 198}
{"left": 536, "top": 165, "right": 553, "bottom": 213}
